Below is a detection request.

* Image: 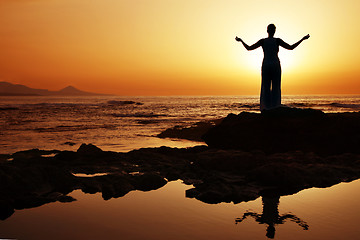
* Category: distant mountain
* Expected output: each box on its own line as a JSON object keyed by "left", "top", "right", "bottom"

{"left": 52, "top": 85, "right": 109, "bottom": 96}
{"left": 0, "top": 81, "right": 110, "bottom": 96}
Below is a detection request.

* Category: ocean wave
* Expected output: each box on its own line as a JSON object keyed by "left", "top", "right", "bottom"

{"left": 232, "top": 103, "right": 259, "bottom": 108}
{"left": 32, "top": 103, "right": 79, "bottom": 107}
{"left": 209, "top": 103, "right": 259, "bottom": 109}
{"left": 327, "top": 102, "right": 360, "bottom": 109}
{"left": 136, "top": 119, "right": 161, "bottom": 125}
{"left": 288, "top": 102, "right": 313, "bottom": 107}
{"left": 34, "top": 124, "right": 117, "bottom": 133}
{"left": 111, "top": 113, "right": 167, "bottom": 118}
{"left": 0, "top": 107, "right": 19, "bottom": 111}
{"left": 14, "top": 102, "right": 100, "bottom": 108}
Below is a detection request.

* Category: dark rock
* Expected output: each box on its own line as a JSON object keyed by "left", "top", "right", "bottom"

{"left": 247, "top": 163, "right": 307, "bottom": 187}
{"left": 12, "top": 149, "right": 59, "bottom": 162}
{"left": 194, "top": 149, "right": 263, "bottom": 172}
{"left": 157, "top": 119, "right": 222, "bottom": 142}
{"left": 0, "top": 202, "right": 14, "bottom": 220}
{"left": 261, "top": 106, "right": 325, "bottom": 118}
{"left": 0, "top": 154, "right": 11, "bottom": 163}
{"left": 164, "top": 170, "right": 181, "bottom": 181}
{"left": 77, "top": 143, "right": 103, "bottom": 155}
{"left": 1, "top": 137, "right": 360, "bottom": 220}
{"left": 55, "top": 150, "right": 77, "bottom": 162}
{"left": 107, "top": 100, "right": 143, "bottom": 106}
{"left": 203, "top": 108, "right": 360, "bottom": 154}
{"left": 75, "top": 144, "right": 118, "bottom": 163}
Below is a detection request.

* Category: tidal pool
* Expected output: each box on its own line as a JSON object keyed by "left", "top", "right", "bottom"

{"left": 0, "top": 179, "right": 359, "bottom": 240}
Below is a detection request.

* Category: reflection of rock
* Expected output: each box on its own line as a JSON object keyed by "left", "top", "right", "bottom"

{"left": 203, "top": 108, "right": 360, "bottom": 154}
{"left": 186, "top": 182, "right": 259, "bottom": 204}
{"left": 95, "top": 175, "right": 135, "bottom": 200}
{"left": 132, "top": 173, "right": 167, "bottom": 191}
{"left": 0, "top": 145, "right": 172, "bottom": 220}
{"left": 185, "top": 149, "right": 360, "bottom": 203}
{"left": 0, "top": 160, "right": 77, "bottom": 220}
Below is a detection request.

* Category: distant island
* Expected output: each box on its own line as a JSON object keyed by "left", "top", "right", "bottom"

{"left": 0, "top": 81, "right": 111, "bottom": 96}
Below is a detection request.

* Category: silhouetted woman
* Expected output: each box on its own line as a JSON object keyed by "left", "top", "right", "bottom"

{"left": 235, "top": 24, "right": 309, "bottom": 111}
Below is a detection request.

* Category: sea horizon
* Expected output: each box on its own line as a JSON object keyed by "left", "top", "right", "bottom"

{"left": 1, "top": 94, "right": 360, "bottom": 154}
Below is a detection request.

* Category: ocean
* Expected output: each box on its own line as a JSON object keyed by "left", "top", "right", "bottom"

{"left": 1, "top": 95, "right": 360, "bottom": 154}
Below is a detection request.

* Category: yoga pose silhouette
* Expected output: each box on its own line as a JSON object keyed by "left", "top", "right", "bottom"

{"left": 235, "top": 24, "right": 309, "bottom": 111}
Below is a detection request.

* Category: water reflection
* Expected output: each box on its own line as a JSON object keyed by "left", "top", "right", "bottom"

{"left": 2, "top": 144, "right": 360, "bottom": 240}
{"left": 235, "top": 196, "right": 309, "bottom": 239}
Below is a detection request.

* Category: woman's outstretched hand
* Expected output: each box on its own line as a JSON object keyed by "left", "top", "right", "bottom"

{"left": 235, "top": 36, "right": 242, "bottom": 42}
{"left": 302, "top": 34, "right": 310, "bottom": 40}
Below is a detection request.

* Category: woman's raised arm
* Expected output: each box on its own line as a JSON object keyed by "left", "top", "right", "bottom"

{"left": 279, "top": 34, "right": 310, "bottom": 50}
{"left": 235, "top": 36, "right": 263, "bottom": 51}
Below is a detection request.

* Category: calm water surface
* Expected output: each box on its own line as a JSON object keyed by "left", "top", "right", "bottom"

{"left": 0, "top": 180, "right": 359, "bottom": 240}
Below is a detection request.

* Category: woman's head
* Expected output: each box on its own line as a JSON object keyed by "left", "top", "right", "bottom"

{"left": 267, "top": 24, "right": 276, "bottom": 37}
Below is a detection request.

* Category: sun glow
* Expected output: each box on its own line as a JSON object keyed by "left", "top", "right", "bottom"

{"left": 278, "top": 48, "right": 297, "bottom": 71}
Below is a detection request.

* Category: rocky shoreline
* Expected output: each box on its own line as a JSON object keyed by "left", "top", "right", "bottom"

{"left": 159, "top": 107, "right": 360, "bottom": 155}
{"left": 1, "top": 107, "right": 360, "bottom": 221}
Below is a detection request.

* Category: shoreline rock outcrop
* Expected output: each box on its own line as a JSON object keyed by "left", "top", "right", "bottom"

{"left": 201, "top": 107, "right": 360, "bottom": 155}
{"left": 2, "top": 109, "right": 360, "bottom": 220}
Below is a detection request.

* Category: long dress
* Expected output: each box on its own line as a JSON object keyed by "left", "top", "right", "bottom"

{"left": 260, "top": 38, "right": 282, "bottom": 111}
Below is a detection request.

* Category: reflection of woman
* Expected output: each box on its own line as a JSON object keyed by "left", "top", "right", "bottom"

{"left": 235, "top": 196, "right": 309, "bottom": 239}
{"left": 235, "top": 24, "right": 309, "bottom": 111}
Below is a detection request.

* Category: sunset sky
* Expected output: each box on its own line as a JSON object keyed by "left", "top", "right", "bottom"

{"left": 1, "top": 0, "right": 359, "bottom": 95}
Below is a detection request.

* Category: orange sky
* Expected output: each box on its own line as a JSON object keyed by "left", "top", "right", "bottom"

{"left": 0, "top": 0, "right": 360, "bottom": 95}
